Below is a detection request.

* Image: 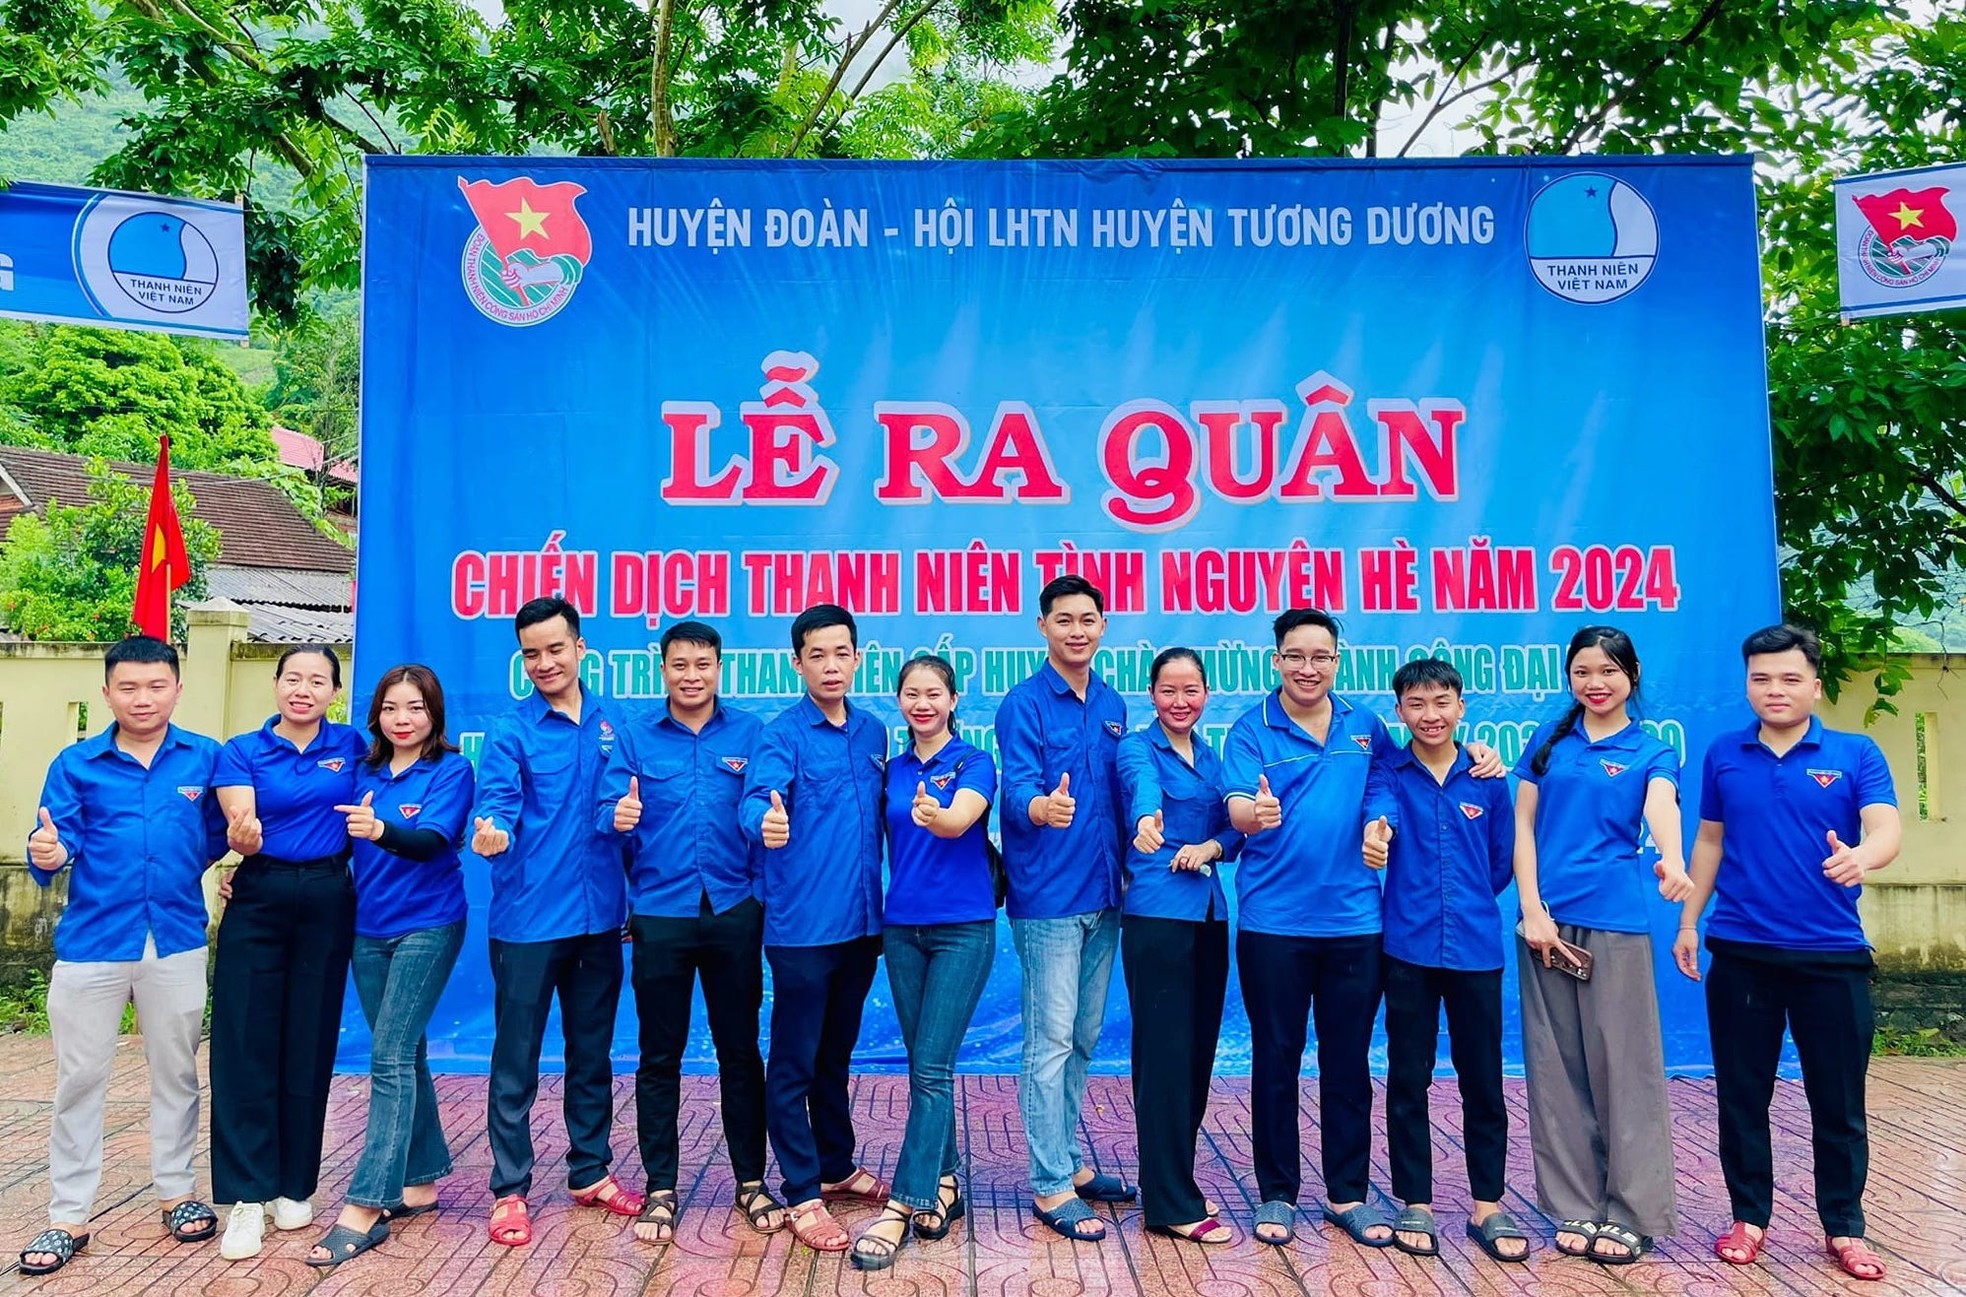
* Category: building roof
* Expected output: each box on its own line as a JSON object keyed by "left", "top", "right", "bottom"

{"left": 237, "top": 602, "right": 355, "bottom": 644}
{"left": 204, "top": 566, "right": 353, "bottom": 610}
{"left": 271, "top": 425, "right": 359, "bottom": 486}
{"left": 0, "top": 445, "right": 354, "bottom": 573}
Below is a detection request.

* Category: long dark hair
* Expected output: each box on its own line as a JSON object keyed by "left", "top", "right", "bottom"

{"left": 1529, "top": 626, "right": 1641, "bottom": 776}
{"left": 364, "top": 663, "right": 460, "bottom": 767}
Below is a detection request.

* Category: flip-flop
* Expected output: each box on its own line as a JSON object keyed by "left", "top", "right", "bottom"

{"left": 1391, "top": 1205, "right": 1438, "bottom": 1257}
{"left": 1031, "top": 1197, "right": 1106, "bottom": 1241}
{"left": 18, "top": 1228, "right": 88, "bottom": 1275}
{"left": 1322, "top": 1202, "right": 1397, "bottom": 1248}
{"left": 1253, "top": 1199, "right": 1295, "bottom": 1246}
{"left": 1715, "top": 1221, "right": 1765, "bottom": 1265}
{"left": 1555, "top": 1218, "right": 1599, "bottom": 1256}
{"left": 1827, "top": 1236, "right": 1888, "bottom": 1281}
{"left": 1466, "top": 1211, "right": 1531, "bottom": 1262}
{"left": 304, "top": 1219, "right": 390, "bottom": 1267}
{"left": 1588, "top": 1220, "right": 1652, "bottom": 1265}
{"left": 1074, "top": 1172, "right": 1137, "bottom": 1203}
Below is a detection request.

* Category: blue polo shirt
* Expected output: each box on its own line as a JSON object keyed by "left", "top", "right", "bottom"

{"left": 1513, "top": 718, "right": 1679, "bottom": 934}
{"left": 215, "top": 717, "right": 367, "bottom": 860}
{"left": 740, "top": 695, "right": 886, "bottom": 947}
{"left": 1222, "top": 691, "right": 1394, "bottom": 938}
{"left": 349, "top": 750, "right": 474, "bottom": 940}
{"left": 1698, "top": 716, "right": 1895, "bottom": 952}
{"left": 472, "top": 685, "right": 628, "bottom": 943}
{"left": 1371, "top": 745, "right": 1516, "bottom": 970}
{"left": 1117, "top": 725, "right": 1242, "bottom": 921}
{"left": 883, "top": 737, "right": 998, "bottom": 926}
{"left": 996, "top": 662, "right": 1127, "bottom": 921}
{"left": 30, "top": 723, "right": 227, "bottom": 962}
{"left": 600, "top": 701, "right": 763, "bottom": 918}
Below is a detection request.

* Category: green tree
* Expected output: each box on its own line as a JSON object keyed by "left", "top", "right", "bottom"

{"left": 267, "top": 311, "right": 359, "bottom": 493}
{"left": 0, "top": 459, "right": 221, "bottom": 641}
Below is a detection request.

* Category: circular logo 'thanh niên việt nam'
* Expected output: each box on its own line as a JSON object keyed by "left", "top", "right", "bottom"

{"left": 105, "top": 212, "right": 220, "bottom": 314}
{"left": 1525, "top": 173, "right": 1658, "bottom": 305}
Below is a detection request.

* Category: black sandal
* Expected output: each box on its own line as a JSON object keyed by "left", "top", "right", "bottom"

{"left": 162, "top": 1199, "right": 218, "bottom": 1243}
{"left": 634, "top": 1189, "right": 678, "bottom": 1244}
{"left": 1555, "top": 1219, "right": 1599, "bottom": 1257}
{"left": 913, "top": 1176, "right": 965, "bottom": 1241}
{"left": 303, "top": 1219, "right": 389, "bottom": 1267}
{"left": 1589, "top": 1221, "right": 1653, "bottom": 1265}
{"left": 850, "top": 1205, "right": 915, "bottom": 1272}
{"left": 1391, "top": 1205, "right": 1439, "bottom": 1257}
{"left": 734, "top": 1180, "right": 786, "bottom": 1234}
{"left": 19, "top": 1228, "right": 88, "bottom": 1275}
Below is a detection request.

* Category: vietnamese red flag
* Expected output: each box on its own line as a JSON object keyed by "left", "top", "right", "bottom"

{"left": 1851, "top": 187, "right": 1958, "bottom": 245}
{"left": 131, "top": 434, "right": 190, "bottom": 640}
{"left": 457, "top": 177, "right": 593, "bottom": 265}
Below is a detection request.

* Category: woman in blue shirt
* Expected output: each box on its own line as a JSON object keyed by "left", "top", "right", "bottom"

{"left": 210, "top": 645, "right": 368, "bottom": 1261}
{"left": 850, "top": 655, "right": 997, "bottom": 1271}
{"left": 304, "top": 664, "right": 474, "bottom": 1266}
{"left": 1118, "top": 648, "right": 1241, "bottom": 1245}
{"left": 1512, "top": 626, "right": 1692, "bottom": 1267}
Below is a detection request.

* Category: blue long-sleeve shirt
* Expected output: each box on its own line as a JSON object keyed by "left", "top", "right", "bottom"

{"left": 1368, "top": 744, "right": 1516, "bottom": 970}
{"left": 30, "top": 723, "right": 227, "bottom": 962}
{"left": 996, "top": 662, "right": 1127, "bottom": 920}
{"left": 600, "top": 702, "right": 763, "bottom": 918}
{"left": 1117, "top": 725, "right": 1242, "bottom": 921}
{"left": 350, "top": 750, "right": 474, "bottom": 940}
{"left": 472, "top": 685, "right": 628, "bottom": 943}
{"left": 739, "top": 695, "right": 886, "bottom": 947}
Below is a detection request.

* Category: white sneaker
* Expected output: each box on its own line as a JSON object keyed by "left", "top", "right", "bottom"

{"left": 220, "top": 1203, "right": 267, "bottom": 1260}
{"left": 270, "top": 1197, "right": 314, "bottom": 1231}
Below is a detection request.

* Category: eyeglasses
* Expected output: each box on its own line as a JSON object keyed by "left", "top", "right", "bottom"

{"left": 1277, "top": 651, "right": 1339, "bottom": 669}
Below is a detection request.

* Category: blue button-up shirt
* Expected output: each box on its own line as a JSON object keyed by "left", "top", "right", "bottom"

{"left": 1222, "top": 691, "right": 1394, "bottom": 938}
{"left": 600, "top": 701, "right": 763, "bottom": 919}
{"left": 1117, "top": 725, "right": 1242, "bottom": 921}
{"left": 1698, "top": 716, "right": 1894, "bottom": 952}
{"left": 884, "top": 737, "right": 998, "bottom": 927}
{"left": 1369, "top": 744, "right": 1515, "bottom": 970}
{"left": 1513, "top": 718, "right": 1678, "bottom": 934}
{"left": 473, "top": 685, "right": 628, "bottom": 943}
{"left": 740, "top": 695, "right": 886, "bottom": 947}
{"left": 214, "top": 717, "right": 367, "bottom": 860}
{"left": 350, "top": 750, "right": 474, "bottom": 940}
{"left": 31, "top": 723, "right": 227, "bottom": 962}
{"left": 996, "top": 662, "right": 1127, "bottom": 920}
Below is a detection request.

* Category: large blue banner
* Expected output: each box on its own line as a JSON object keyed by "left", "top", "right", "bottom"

{"left": 355, "top": 156, "right": 1777, "bottom": 1075}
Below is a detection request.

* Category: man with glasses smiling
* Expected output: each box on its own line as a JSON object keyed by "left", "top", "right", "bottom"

{"left": 1225, "top": 608, "right": 1501, "bottom": 1249}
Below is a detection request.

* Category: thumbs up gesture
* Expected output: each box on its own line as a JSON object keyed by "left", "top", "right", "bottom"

{"left": 910, "top": 780, "right": 942, "bottom": 830}
{"left": 225, "top": 803, "right": 263, "bottom": 857}
{"left": 1362, "top": 814, "right": 1393, "bottom": 869}
{"left": 762, "top": 789, "right": 791, "bottom": 849}
{"left": 1134, "top": 809, "right": 1165, "bottom": 854}
{"left": 1252, "top": 774, "right": 1283, "bottom": 832}
{"left": 334, "top": 790, "right": 381, "bottom": 842}
{"left": 1822, "top": 829, "right": 1867, "bottom": 887}
{"left": 27, "top": 807, "right": 66, "bottom": 871}
{"left": 472, "top": 815, "right": 510, "bottom": 857}
{"left": 1040, "top": 771, "right": 1076, "bottom": 829}
{"left": 614, "top": 776, "right": 643, "bottom": 834}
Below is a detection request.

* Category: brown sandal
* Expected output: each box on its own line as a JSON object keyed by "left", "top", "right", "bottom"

{"left": 821, "top": 1168, "right": 891, "bottom": 1205}
{"left": 789, "top": 1199, "right": 850, "bottom": 1252}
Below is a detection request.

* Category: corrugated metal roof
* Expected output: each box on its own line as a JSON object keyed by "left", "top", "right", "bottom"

{"left": 207, "top": 566, "right": 352, "bottom": 610}
{"left": 245, "top": 604, "right": 355, "bottom": 643}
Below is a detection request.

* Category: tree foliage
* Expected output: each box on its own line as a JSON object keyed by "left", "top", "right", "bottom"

{"left": 0, "top": 459, "right": 221, "bottom": 641}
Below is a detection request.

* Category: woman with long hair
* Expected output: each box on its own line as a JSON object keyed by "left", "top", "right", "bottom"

{"left": 1513, "top": 626, "right": 1693, "bottom": 1267}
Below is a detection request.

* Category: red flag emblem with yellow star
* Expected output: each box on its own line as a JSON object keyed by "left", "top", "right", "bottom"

{"left": 131, "top": 435, "right": 189, "bottom": 640}
{"left": 1852, "top": 187, "right": 1958, "bottom": 246}
{"left": 458, "top": 178, "right": 593, "bottom": 265}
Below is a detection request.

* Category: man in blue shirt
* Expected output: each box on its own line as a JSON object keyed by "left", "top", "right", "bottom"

{"left": 598, "top": 620, "right": 783, "bottom": 1244}
{"left": 472, "top": 597, "right": 638, "bottom": 1246}
{"left": 739, "top": 604, "right": 890, "bottom": 1253}
{"left": 997, "top": 574, "right": 1131, "bottom": 1242}
{"left": 1674, "top": 624, "right": 1901, "bottom": 1284}
{"left": 1362, "top": 658, "right": 1527, "bottom": 1262}
{"left": 18, "top": 636, "right": 226, "bottom": 1275}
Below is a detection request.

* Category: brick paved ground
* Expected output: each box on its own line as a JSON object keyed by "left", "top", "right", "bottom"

{"left": 0, "top": 1035, "right": 1959, "bottom": 1294}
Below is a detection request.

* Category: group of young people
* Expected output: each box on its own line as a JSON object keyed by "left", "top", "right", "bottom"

{"left": 14, "top": 579, "right": 1899, "bottom": 1285}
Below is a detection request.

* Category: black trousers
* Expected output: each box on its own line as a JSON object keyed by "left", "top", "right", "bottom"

{"left": 1123, "top": 913, "right": 1228, "bottom": 1228}
{"left": 1707, "top": 945, "right": 1874, "bottom": 1237}
{"left": 210, "top": 855, "right": 356, "bottom": 1203}
{"left": 630, "top": 896, "right": 768, "bottom": 1189}
{"left": 764, "top": 936, "right": 881, "bottom": 1206}
{"left": 487, "top": 930, "right": 625, "bottom": 1200}
{"left": 1382, "top": 954, "right": 1508, "bottom": 1205}
{"left": 1238, "top": 930, "right": 1382, "bottom": 1205}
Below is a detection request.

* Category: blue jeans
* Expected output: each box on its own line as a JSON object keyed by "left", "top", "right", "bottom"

{"left": 1011, "top": 908, "right": 1118, "bottom": 1196}
{"left": 347, "top": 922, "right": 465, "bottom": 1208}
{"left": 884, "top": 921, "right": 996, "bottom": 1211}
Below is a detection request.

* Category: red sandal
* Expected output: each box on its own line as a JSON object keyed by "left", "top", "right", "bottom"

{"left": 1827, "top": 1236, "right": 1887, "bottom": 1281}
{"left": 488, "top": 1195, "right": 531, "bottom": 1247}
{"left": 1715, "top": 1222, "right": 1765, "bottom": 1265}
{"left": 571, "top": 1173, "right": 645, "bottom": 1218}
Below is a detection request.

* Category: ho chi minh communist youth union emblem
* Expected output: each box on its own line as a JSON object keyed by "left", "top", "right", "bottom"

{"left": 1849, "top": 186, "right": 1955, "bottom": 290}
{"left": 457, "top": 176, "right": 593, "bottom": 326}
{"left": 1524, "top": 172, "right": 1658, "bottom": 305}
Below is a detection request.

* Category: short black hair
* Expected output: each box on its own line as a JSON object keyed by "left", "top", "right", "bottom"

{"left": 275, "top": 644, "right": 343, "bottom": 689}
{"left": 660, "top": 620, "right": 723, "bottom": 660}
{"left": 791, "top": 603, "right": 857, "bottom": 654}
{"left": 1392, "top": 657, "right": 1463, "bottom": 699}
{"left": 1150, "top": 646, "right": 1207, "bottom": 689}
{"left": 1742, "top": 622, "right": 1822, "bottom": 672}
{"left": 105, "top": 635, "right": 179, "bottom": 681}
{"left": 515, "top": 596, "right": 580, "bottom": 638}
{"left": 1272, "top": 607, "right": 1340, "bottom": 647}
{"left": 1039, "top": 575, "right": 1105, "bottom": 617}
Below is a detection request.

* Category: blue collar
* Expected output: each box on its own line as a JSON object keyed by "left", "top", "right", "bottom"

{"left": 1039, "top": 659, "right": 1102, "bottom": 697}
{"left": 82, "top": 722, "right": 191, "bottom": 761}
{"left": 1740, "top": 714, "right": 1824, "bottom": 751}
{"left": 1384, "top": 741, "right": 1473, "bottom": 780}
{"left": 1260, "top": 689, "right": 1356, "bottom": 731}
{"left": 658, "top": 700, "right": 729, "bottom": 733}
{"left": 524, "top": 682, "right": 589, "bottom": 725}
{"left": 796, "top": 693, "right": 857, "bottom": 728}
